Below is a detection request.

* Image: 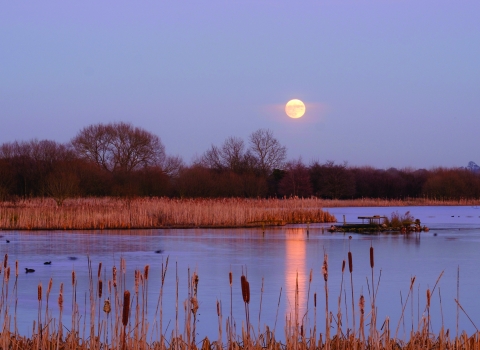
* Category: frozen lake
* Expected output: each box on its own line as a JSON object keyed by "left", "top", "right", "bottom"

{"left": 2, "top": 205, "right": 480, "bottom": 341}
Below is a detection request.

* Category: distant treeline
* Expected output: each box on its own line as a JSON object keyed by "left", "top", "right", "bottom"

{"left": 0, "top": 122, "right": 479, "bottom": 203}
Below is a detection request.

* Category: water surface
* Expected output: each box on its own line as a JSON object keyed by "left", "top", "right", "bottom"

{"left": 2, "top": 205, "right": 480, "bottom": 341}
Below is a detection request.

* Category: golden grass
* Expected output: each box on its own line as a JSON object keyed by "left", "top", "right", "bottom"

{"left": 2, "top": 196, "right": 480, "bottom": 230}
{"left": 0, "top": 252, "right": 478, "bottom": 350}
{"left": 317, "top": 197, "right": 480, "bottom": 207}
{"left": 0, "top": 197, "right": 336, "bottom": 230}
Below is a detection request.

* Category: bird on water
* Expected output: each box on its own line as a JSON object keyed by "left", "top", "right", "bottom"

{"left": 25, "top": 268, "right": 35, "bottom": 273}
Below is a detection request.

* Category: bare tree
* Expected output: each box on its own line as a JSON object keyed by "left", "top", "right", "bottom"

{"left": 248, "top": 129, "right": 287, "bottom": 176}
{"left": 201, "top": 136, "right": 248, "bottom": 173}
{"left": 71, "top": 122, "right": 167, "bottom": 173}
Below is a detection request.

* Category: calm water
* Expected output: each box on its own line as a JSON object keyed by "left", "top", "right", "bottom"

{"left": 2, "top": 205, "right": 480, "bottom": 341}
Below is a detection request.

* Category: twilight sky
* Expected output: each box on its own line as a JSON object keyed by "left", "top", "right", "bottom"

{"left": 1, "top": 1, "right": 479, "bottom": 169}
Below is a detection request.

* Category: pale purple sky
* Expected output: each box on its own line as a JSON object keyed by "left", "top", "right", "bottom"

{"left": 1, "top": 1, "right": 479, "bottom": 169}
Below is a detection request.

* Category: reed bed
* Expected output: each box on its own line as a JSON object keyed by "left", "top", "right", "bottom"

{"left": 0, "top": 197, "right": 336, "bottom": 230}
{"left": 0, "top": 249, "right": 478, "bottom": 350}
{"left": 1, "top": 196, "right": 479, "bottom": 230}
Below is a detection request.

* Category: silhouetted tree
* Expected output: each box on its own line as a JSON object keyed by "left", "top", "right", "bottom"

{"left": 279, "top": 158, "right": 312, "bottom": 197}
{"left": 310, "top": 161, "right": 355, "bottom": 199}
{"left": 72, "top": 122, "right": 167, "bottom": 173}
{"left": 248, "top": 129, "right": 287, "bottom": 176}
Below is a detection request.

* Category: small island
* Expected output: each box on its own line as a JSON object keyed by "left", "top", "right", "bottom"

{"left": 332, "top": 211, "right": 430, "bottom": 233}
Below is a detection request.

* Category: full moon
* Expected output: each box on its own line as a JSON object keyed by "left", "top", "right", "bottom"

{"left": 285, "top": 99, "right": 306, "bottom": 118}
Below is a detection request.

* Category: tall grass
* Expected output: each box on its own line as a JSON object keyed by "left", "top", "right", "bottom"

{"left": 0, "top": 197, "right": 336, "bottom": 230}
{"left": 0, "top": 249, "right": 478, "bottom": 350}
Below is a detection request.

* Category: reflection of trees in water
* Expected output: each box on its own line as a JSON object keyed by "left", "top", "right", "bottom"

{"left": 285, "top": 228, "right": 308, "bottom": 324}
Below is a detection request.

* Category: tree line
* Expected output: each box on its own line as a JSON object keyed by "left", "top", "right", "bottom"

{"left": 0, "top": 122, "right": 479, "bottom": 203}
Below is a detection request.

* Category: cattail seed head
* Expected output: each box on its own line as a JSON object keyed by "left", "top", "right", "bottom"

{"left": 216, "top": 300, "right": 220, "bottom": 316}
{"left": 103, "top": 299, "right": 111, "bottom": 314}
{"left": 58, "top": 283, "right": 64, "bottom": 311}
{"left": 322, "top": 254, "right": 328, "bottom": 282}
{"left": 3, "top": 254, "right": 7, "bottom": 268}
{"left": 98, "top": 262, "right": 102, "bottom": 279}
{"left": 241, "top": 275, "right": 247, "bottom": 302}
{"left": 15, "top": 261, "right": 18, "bottom": 278}
{"left": 314, "top": 293, "right": 317, "bottom": 308}
{"left": 144, "top": 265, "right": 149, "bottom": 280}
{"left": 309, "top": 269, "right": 313, "bottom": 283}
{"left": 98, "top": 280, "right": 103, "bottom": 299}
{"left": 38, "top": 283, "right": 42, "bottom": 301}
{"left": 47, "top": 277, "right": 53, "bottom": 296}
{"left": 370, "top": 246, "right": 374, "bottom": 269}
{"left": 113, "top": 266, "right": 117, "bottom": 288}
{"left": 426, "top": 289, "right": 431, "bottom": 308}
{"left": 229, "top": 272, "right": 232, "bottom": 286}
{"left": 72, "top": 271, "right": 76, "bottom": 287}
{"left": 359, "top": 295, "right": 365, "bottom": 315}
{"left": 342, "top": 260, "right": 346, "bottom": 273}
{"left": 122, "top": 291, "right": 130, "bottom": 327}
{"left": 240, "top": 275, "right": 250, "bottom": 304}
{"left": 5, "top": 267, "right": 10, "bottom": 282}
{"left": 348, "top": 251, "right": 353, "bottom": 273}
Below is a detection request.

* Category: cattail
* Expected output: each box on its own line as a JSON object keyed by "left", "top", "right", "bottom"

{"left": 410, "top": 276, "right": 416, "bottom": 289}
{"left": 98, "top": 280, "right": 103, "bottom": 299}
{"left": 58, "top": 284, "right": 64, "bottom": 312}
{"left": 348, "top": 251, "right": 353, "bottom": 273}
{"left": 240, "top": 275, "right": 250, "bottom": 304}
{"left": 216, "top": 300, "right": 220, "bottom": 316}
{"left": 103, "top": 299, "right": 111, "bottom": 314}
{"left": 229, "top": 271, "right": 232, "bottom": 286}
{"left": 144, "top": 265, "right": 149, "bottom": 280}
{"left": 322, "top": 254, "right": 328, "bottom": 282}
{"left": 426, "top": 289, "right": 431, "bottom": 308}
{"left": 4, "top": 267, "right": 10, "bottom": 282}
{"left": 370, "top": 246, "right": 374, "bottom": 269}
{"left": 98, "top": 262, "right": 102, "bottom": 279}
{"left": 47, "top": 277, "right": 53, "bottom": 296}
{"left": 241, "top": 275, "right": 247, "bottom": 302}
{"left": 38, "top": 283, "right": 42, "bottom": 301}
{"left": 309, "top": 269, "right": 313, "bottom": 283}
{"left": 15, "top": 260, "right": 18, "bottom": 277}
{"left": 72, "top": 271, "right": 76, "bottom": 287}
{"left": 113, "top": 266, "right": 117, "bottom": 288}
{"left": 314, "top": 293, "right": 317, "bottom": 308}
{"left": 359, "top": 295, "right": 365, "bottom": 314}
{"left": 3, "top": 253, "right": 7, "bottom": 268}
{"left": 122, "top": 291, "right": 130, "bottom": 327}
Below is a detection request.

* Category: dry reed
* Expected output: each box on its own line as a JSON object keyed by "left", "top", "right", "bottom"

{"left": 0, "top": 197, "right": 338, "bottom": 230}
{"left": 0, "top": 248, "right": 477, "bottom": 350}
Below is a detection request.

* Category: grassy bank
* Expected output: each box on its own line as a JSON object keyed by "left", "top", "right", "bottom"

{"left": 0, "top": 250, "right": 478, "bottom": 350}
{"left": 0, "top": 197, "right": 336, "bottom": 230}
